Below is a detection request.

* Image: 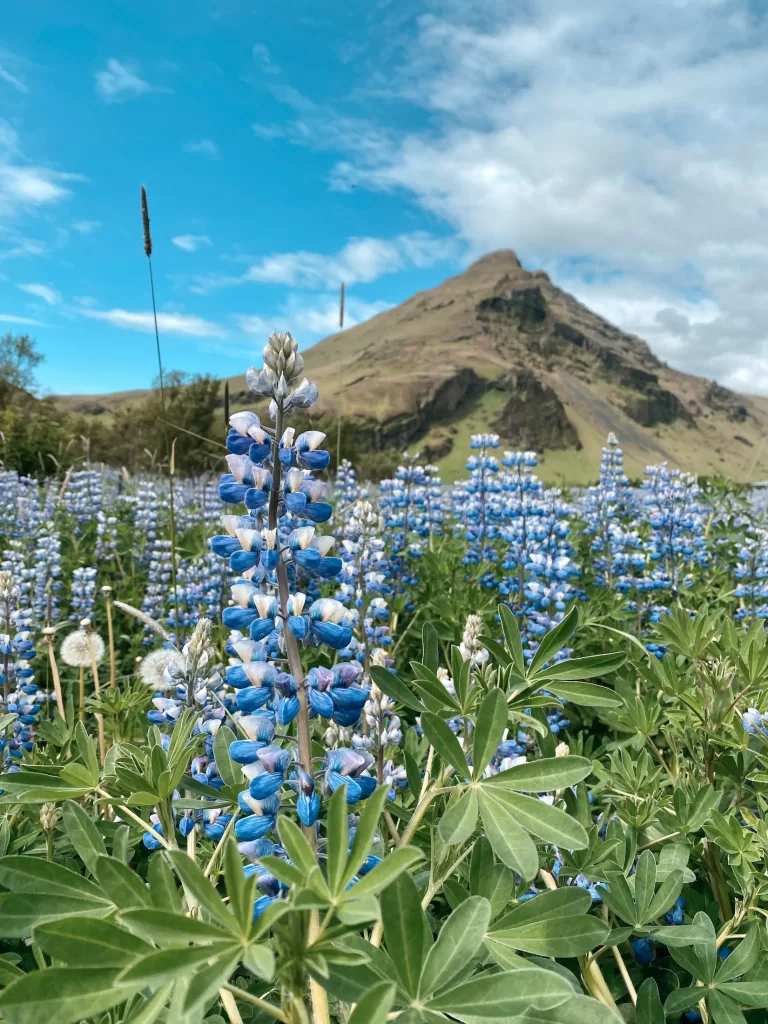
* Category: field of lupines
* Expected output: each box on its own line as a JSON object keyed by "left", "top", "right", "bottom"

{"left": 3, "top": 331, "right": 768, "bottom": 1024}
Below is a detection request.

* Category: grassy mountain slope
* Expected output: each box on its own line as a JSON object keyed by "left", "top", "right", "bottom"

{"left": 56, "top": 251, "right": 768, "bottom": 484}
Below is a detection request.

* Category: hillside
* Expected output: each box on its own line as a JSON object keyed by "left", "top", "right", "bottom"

{"left": 57, "top": 251, "right": 768, "bottom": 484}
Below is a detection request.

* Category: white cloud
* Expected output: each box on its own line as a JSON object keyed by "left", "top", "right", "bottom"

{"left": 234, "top": 295, "right": 391, "bottom": 341}
{"left": 72, "top": 220, "right": 101, "bottom": 234}
{"left": 0, "top": 66, "right": 27, "bottom": 93}
{"left": 0, "top": 121, "right": 81, "bottom": 221}
{"left": 171, "top": 234, "right": 212, "bottom": 253}
{"left": 18, "top": 283, "right": 61, "bottom": 305}
{"left": 184, "top": 139, "right": 220, "bottom": 159}
{"left": 195, "top": 232, "right": 459, "bottom": 293}
{"left": 328, "top": 0, "right": 768, "bottom": 392}
{"left": 0, "top": 313, "right": 47, "bottom": 326}
{"left": 95, "top": 59, "right": 152, "bottom": 102}
{"left": 252, "top": 44, "right": 279, "bottom": 75}
{"left": 81, "top": 307, "right": 224, "bottom": 338}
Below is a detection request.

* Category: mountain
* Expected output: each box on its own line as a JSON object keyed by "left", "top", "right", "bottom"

{"left": 57, "top": 251, "right": 768, "bottom": 484}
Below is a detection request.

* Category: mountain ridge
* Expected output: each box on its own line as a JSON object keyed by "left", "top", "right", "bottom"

{"left": 56, "top": 251, "right": 768, "bottom": 483}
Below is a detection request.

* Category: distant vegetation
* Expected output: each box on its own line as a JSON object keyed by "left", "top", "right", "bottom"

{"left": 0, "top": 333, "right": 222, "bottom": 478}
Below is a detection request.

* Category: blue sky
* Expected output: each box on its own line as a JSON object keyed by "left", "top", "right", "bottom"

{"left": 2, "top": 0, "right": 768, "bottom": 395}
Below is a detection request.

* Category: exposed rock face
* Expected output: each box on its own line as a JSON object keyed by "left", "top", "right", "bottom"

{"left": 492, "top": 370, "right": 580, "bottom": 450}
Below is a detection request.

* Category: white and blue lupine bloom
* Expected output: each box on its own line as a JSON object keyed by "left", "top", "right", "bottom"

{"left": 742, "top": 707, "right": 768, "bottom": 736}
{"left": 324, "top": 747, "right": 377, "bottom": 804}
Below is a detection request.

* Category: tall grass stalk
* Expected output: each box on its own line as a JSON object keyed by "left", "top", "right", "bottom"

{"left": 141, "top": 186, "right": 181, "bottom": 645}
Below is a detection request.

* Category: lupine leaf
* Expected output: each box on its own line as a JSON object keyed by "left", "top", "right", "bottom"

{"left": 276, "top": 814, "right": 317, "bottom": 880}
{"left": 528, "top": 607, "right": 579, "bottom": 676}
{"left": 707, "top": 990, "right": 749, "bottom": 1023}
{"left": 326, "top": 785, "right": 350, "bottom": 898}
{"left": 498, "top": 604, "right": 525, "bottom": 674}
{"left": 0, "top": 967, "right": 133, "bottom": 1024}
{"left": 61, "top": 800, "right": 107, "bottom": 876}
{"left": 422, "top": 622, "right": 439, "bottom": 675}
{"left": 482, "top": 756, "right": 592, "bottom": 793}
{"left": 426, "top": 967, "right": 572, "bottom": 1014}
{"left": 117, "top": 945, "right": 236, "bottom": 985}
{"left": 717, "top": 981, "right": 768, "bottom": 1008}
{"left": 147, "top": 853, "right": 180, "bottom": 911}
{"left": 33, "top": 917, "right": 152, "bottom": 967}
{"left": 343, "top": 784, "right": 388, "bottom": 887}
{"left": 419, "top": 896, "right": 491, "bottom": 998}
{"left": 491, "top": 886, "right": 591, "bottom": 930}
{"left": 370, "top": 665, "right": 425, "bottom": 713}
{"left": 119, "top": 909, "right": 232, "bottom": 945}
{"left": 534, "top": 652, "right": 627, "bottom": 681}
{"left": 715, "top": 926, "right": 760, "bottom": 984}
{"left": 541, "top": 681, "right": 623, "bottom": 707}
{"left": 0, "top": 893, "right": 112, "bottom": 938}
{"left": 351, "top": 846, "right": 425, "bottom": 898}
{"left": 644, "top": 868, "right": 683, "bottom": 924}
{"left": 633, "top": 850, "right": 657, "bottom": 922}
{"left": 664, "top": 987, "right": 705, "bottom": 1014}
{"left": 478, "top": 789, "right": 538, "bottom": 880}
{"left": 489, "top": 792, "right": 588, "bottom": 850}
{"left": 0, "top": 855, "right": 108, "bottom": 902}
{"left": 438, "top": 786, "right": 479, "bottom": 846}
{"left": 485, "top": 915, "right": 609, "bottom": 958}
{"left": 636, "top": 978, "right": 664, "bottom": 1024}
{"left": 380, "top": 872, "right": 431, "bottom": 998}
{"left": 471, "top": 688, "right": 509, "bottom": 779}
{"left": 212, "top": 726, "right": 240, "bottom": 790}
{"left": 348, "top": 981, "right": 396, "bottom": 1024}
{"left": 420, "top": 711, "right": 469, "bottom": 777}
{"left": 165, "top": 851, "right": 237, "bottom": 932}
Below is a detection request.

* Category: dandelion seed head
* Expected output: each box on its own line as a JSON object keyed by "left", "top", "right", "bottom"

{"left": 60, "top": 629, "right": 106, "bottom": 668}
{"left": 139, "top": 647, "right": 184, "bottom": 689}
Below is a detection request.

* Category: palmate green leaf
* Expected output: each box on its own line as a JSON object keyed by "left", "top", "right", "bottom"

{"left": 348, "top": 981, "right": 396, "bottom": 1024}
{"left": 644, "top": 868, "right": 683, "bottom": 924}
{"left": 599, "top": 872, "right": 636, "bottom": 924}
{"left": 343, "top": 784, "right": 388, "bottom": 888}
{"left": 61, "top": 800, "right": 107, "bottom": 876}
{"left": 485, "top": 914, "right": 609, "bottom": 958}
{"left": 478, "top": 635, "right": 514, "bottom": 669}
{"left": 411, "top": 669, "right": 462, "bottom": 713}
{"left": 472, "top": 689, "right": 509, "bottom": 779}
{"left": 0, "top": 854, "right": 108, "bottom": 903}
{"left": 347, "top": 845, "right": 425, "bottom": 898}
{"left": 183, "top": 952, "right": 241, "bottom": 1015}
{"left": 426, "top": 967, "right": 572, "bottom": 1015}
{"left": 482, "top": 755, "right": 592, "bottom": 793}
{"left": 492, "top": 886, "right": 592, "bottom": 930}
{"left": 33, "top": 917, "right": 152, "bottom": 967}
{"left": 503, "top": 993, "right": 625, "bottom": 1024}
{"left": 277, "top": 814, "right": 319, "bottom": 880}
{"left": 0, "top": 893, "right": 113, "bottom": 938}
{"left": 633, "top": 850, "right": 656, "bottom": 921}
{"left": 380, "top": 872, "right": 432, "bottom": 998}
{"left": 75, "top": 719, "right": 100, "bottom": 784}
{"left": 336, "top": 893, "right": 380, "bottom": 925}
{"left": 369, "top": 665, "right": 425, "bottom": 714}
{"left": 147, "top": 853, "right": 180, "bottom": 911}
{"left": 541, "top": 681, "right": 623, "bottom": 708}
{"left": 715, "top": 926, "right": 760, "bottom": 984}
{"left": 212, "top": 725, "right": 240, "bottom": 790}
{"left": 490, "top": 791, "right": 588, "bottom": 850}
{"left": 118, "top": 944, "right": 237, "bottom": 986}
{"left": 419, "top": 896, "right": 491, "bottom": 999}
{"left": 528, "top": 607, "right": 578, "bottom": 676}
{"left": 165, "top": 851, "right": 237, "bottom": 933}
{"left": 534, "top": 652, "right": 627, "bottom": 682}
{"left": 420, "top": 711, "right": 469, "bottom": 776}
{"left": 242, "top": 942, "right": 275, "bottom": 980}
{"left": 326, "top": 785, "right": 350, "bottom": 899}
{"left": 718, "top": 980, "right": 768, "bottom": 1008}
{"left": 478, "top": 788, "right": 538, "bottom": 880}
{"left": 121, "top": 983, "right": 172, "bottom": 1024}
{"left": 314, "top": 937, "right": 397, "bottom": 1003}
{"left": 438, "top": 786, "right": 479, "bottom": 846}
{"left": 422, "top": 621, "right": 439, "bottom": 675}
{"left": 119, "top": 908, "right": 233, "bottom": 946}
{"left": 664, "top": 987, "right": 704, "bottom": 1015}
{"left": 0, "top": 967, "right": 135, "bottom": 1024}
{"left": 708, "top": 990, "right": 748, "bottom": 1024}
{"left": 636, "top": 978, "right": 664, "bottom": 1024}
{"left": 224, "top": 838, "right": 257, "bottom": 936}
{"left": 499, "top": 603, "right": 525, "bottom": 675}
